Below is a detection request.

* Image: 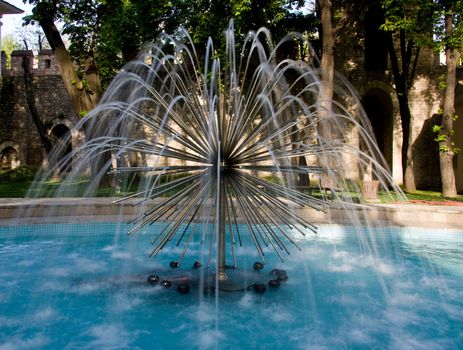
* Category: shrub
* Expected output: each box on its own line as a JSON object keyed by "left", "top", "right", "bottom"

{"left": 0, "top": 166, "right": 37, "bottom": 182}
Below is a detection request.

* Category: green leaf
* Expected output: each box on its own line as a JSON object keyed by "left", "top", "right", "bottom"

{"left": 439, "top": 145, "right": 450, "bottom": 152}
{"left": 434, "top": 134, "right": 447, "bottom": 143}
{"left": 432, "top": 125, "right": 443, "bottom": 133}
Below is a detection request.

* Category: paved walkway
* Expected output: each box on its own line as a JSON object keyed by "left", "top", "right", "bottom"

{"left": 0, "top": 197, "right": 462, "bottom": 230}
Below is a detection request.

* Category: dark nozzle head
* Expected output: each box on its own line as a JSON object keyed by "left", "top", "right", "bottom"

{"left": 271, "top": 269, "right": 288, "bottom": 281}
{"left": 161, "top": 280, "right": 172, "bottom": 288}
{"left": 268, "top": 279, "right": 280, "bottom": 288}
{"left": 147, "top": 274, "right": 160, "bottom": 285}
{"left": 177, "top": 283, "right": 190, "bottom": 294}
{"left": 252, "top": 283, "right": 267, "bottom": 293}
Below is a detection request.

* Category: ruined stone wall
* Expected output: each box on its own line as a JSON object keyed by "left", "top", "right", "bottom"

{"left": 333, "top": 3, "right": 445, "bottom": 190}
{"left": 408, "top": 63, "right": 443, "bottom": 190}
{"left": 0, "top": 50, "right": 78, "bottom": 169}
{"left": 453, "top": 76, "right": 463, "bottom": 193}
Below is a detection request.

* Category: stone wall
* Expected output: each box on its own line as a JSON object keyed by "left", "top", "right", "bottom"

{"left": 333, "top": 2, "right": 447, "bottom": 190}
{"left": 452, "top": 79, "right": 463, "bottom": 193}
{"left": 0, "top": 50, "right": 78, "bottom": 169}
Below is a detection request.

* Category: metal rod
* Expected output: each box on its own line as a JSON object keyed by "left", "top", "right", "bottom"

{"left": 217, "top": 177, "right": 227, "bottom": 280}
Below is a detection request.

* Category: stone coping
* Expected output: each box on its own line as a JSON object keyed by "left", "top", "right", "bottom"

{"left": 0, "top": 198, "right": 462, "bottom": 230}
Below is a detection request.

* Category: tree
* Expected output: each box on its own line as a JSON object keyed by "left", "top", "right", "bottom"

{"left": 1, "top": 34, "right": 21, "bottom": 68}
{"left": 317, "top": 0, "right": 335, "bottom": 139}
{"left": 315, "top": 0, "right": 369, "bottom": 183}
{"left": 24, "top": 0, "right": 98, "bottom": 116}
{"left": 380, "top": 0, "right": 434, "bottom": 192}
{"left": 183, "top": 0, "right": 312, "bottom": 57}
{"left": 433, "top": 0, "right": 463, "bottom": 197}
{"left": 24, "top": 0, "right": 186, "bottom": 111}
{"left": 23, "top": 0, "right": 314, "bottom": 99}
{"left": 60, "top": 0, "right": 183, "bottom": 88}
{"left": 13, "top": 21, "right": 50, "bottom": 51}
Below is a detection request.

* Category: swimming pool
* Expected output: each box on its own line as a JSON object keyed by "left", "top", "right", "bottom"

{"left": 1, "top": 223, "right": 462, "bottom": 349}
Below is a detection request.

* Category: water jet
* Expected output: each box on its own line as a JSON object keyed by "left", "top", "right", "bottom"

{"left": 2, "top": 22, "right": 462, "bottom": 349}
{"left": 28, "top": 22, "right": 403, "bottom": 288}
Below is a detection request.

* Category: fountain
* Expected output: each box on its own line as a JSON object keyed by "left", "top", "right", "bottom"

{"left": 2, "top": 22, "right": 462, "bottom": 349}
{"left": 27, "top": 22, "right": 403, "bottom": 292}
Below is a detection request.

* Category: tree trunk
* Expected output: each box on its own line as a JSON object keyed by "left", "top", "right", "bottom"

{"left": 38, "top": 18, "right": 97, "bottom": 116}
{"left": 386, "top": 32, "right": 417, "bottom": 191}
{"left": 397, "top": 93, "right": 416, "bottom": 191}
{"left": 440, "top": 12, "right": 459, "bottom": 198}
{"left": 317, "top": 0, "right": 336, "bottom": 185}
{"left": 83, "top": 53, "right": 103, "bottom": 107}
{"left": 318, "top": 0, "right": 335, "bottom": 134}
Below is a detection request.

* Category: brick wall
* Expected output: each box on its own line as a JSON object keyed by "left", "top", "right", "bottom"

{"left": 0, "top": 50, "right": 78, "bottom": 169}
{"left": 333, "top": 3, "right": 445, "bottom": 189}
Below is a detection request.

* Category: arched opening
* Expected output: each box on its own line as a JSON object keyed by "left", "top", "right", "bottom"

{"left": 50, "top": 124, "right": 72, "bottom": 173}
{"left": 362, "top": 88, "right": 393, "bottom": 173}
{"left": 0, "top": 146, "right": 20, "bottom": 169}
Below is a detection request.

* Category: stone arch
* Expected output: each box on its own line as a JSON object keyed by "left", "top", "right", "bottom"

{"left": 48, "top": 119, "right": 75, "bottom": 173}
{"left": 47, "top": 118, "right": 78, "bottom": 142}
{"left": 0, "top": 141, "right": 22, "bottom": 169}
{"left": 361, "top": 83, "right": 396, "bottom": 176}
{"left": 359, "top": 82, "right": 402, "bottom": 184}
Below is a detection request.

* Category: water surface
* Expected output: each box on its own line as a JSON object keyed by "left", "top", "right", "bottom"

{"left": 0, "top": 223, "right": 462, "bottom": 349}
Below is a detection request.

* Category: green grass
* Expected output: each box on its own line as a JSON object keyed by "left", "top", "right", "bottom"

{"left": 0, "top": 167, "right": 36, "bottom": 197}
{"left": 377, "top": 189, "right": 463, "bottom": 203}
{"left": 0, "top": 180, "right": 34, "bottom": 198}
{"left": 0, "top": 168, "right": 462, "bottom": 203}
{"left": 402, "top": 189, "right": 463, "bottom": 202}
{"left": 0, "top": 179, "right": 118, "bottom": 198}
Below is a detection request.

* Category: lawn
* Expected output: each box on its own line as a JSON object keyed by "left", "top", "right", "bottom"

{"left": 401, "top": 189, "right": 463, "bottom": 203}
{"left": 0, "top": 167, "right": 116, "bottom": 198}
{"left": 1, "top": 167, "right": 462, "bottom": 202}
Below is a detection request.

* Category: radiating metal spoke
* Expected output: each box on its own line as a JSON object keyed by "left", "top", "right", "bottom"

{"left": 49, "top": 21, "right": 406, "bottom": 274}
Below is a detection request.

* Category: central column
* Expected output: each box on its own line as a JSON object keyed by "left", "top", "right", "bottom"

{"left": 217, "top": 175, "right": 228, "bottom": 281}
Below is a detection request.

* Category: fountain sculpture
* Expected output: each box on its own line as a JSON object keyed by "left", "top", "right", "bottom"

{"left": 32, "top": 22, "right": 401, "bottom": 292}
{"left": 3, "top": 23, "right": 460, "bottom": 350}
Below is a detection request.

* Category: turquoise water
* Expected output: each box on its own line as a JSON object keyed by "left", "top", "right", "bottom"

{"left": 0, "top": 223, "right": 462, "bottom": 349}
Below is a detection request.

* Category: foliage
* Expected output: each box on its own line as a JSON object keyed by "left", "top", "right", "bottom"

{"left": 380, "top": 0, "right": 434, "bottom": 46}
{"left": 21, "top": 1, "right": 314, "bottom": 87}
{"left": 433, "top": 0, "right": 463, "bottom": 53}
{"left": 0, "top": 34, "right": 21, "bottom": 68}
{"left": 381, "top": 0, "right": 463, "bottom": 66}
{"left": 433, "top": 116, "right": 462, "bottom": 154}
{"left": 0, "top": 166, "right": 36, "bottom": 182}
{"left": 180, "top": 0, "right": 315, "bottom": 60}
{"left": 23, "top": 0, "right": 181, "bottom": 87}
